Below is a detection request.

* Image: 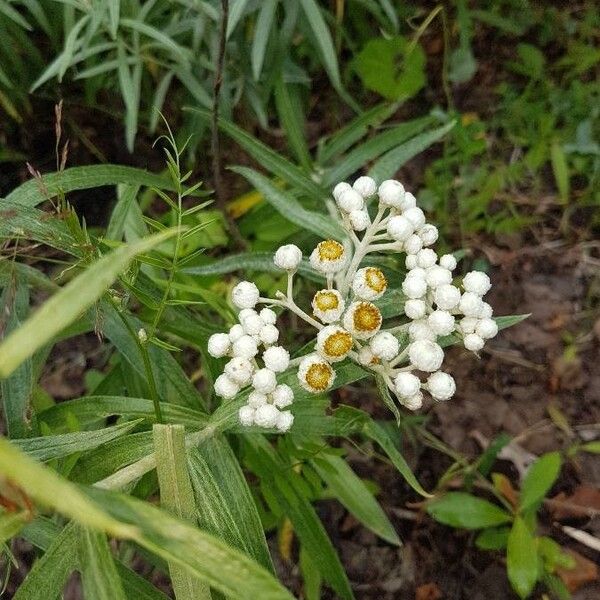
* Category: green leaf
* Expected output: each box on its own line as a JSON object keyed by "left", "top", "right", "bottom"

{"left": 4, "top": 164, "right": 174, "bottom": 207}
{"left": 475, "top": 526, "right": 510, "bottom": 550}
{"left": 354, "top": 36, "right": 426, "bottom": 100}
{"left": 507, "top": 517, "right": 538, "bottom": 599}
{"left": 231, "top": 166, "right": 345, "bottom": 239}
{"left": 519, "top": 451, "right": 561, "bottom": 513}
{"left": 251, "top": 0, "right": 277, "bottom": 80}
{"left": 107, "top": 184, "right": 141, "bottom": 241}
{"left": 0, "top": 229, "right": 178, "bottom": 378}
{"left": 79, "top": 527, "right": 127, "bottom": 600}
{"left": 0, "top": 510, "right": 29, "bottom": 543}
{"left": 551, "top": 141, "right": 570, "bottom": 203}
{"left": 154, "top": 424, "right": 211, "bottom": 600}
{"left": 427, "top": 492, "right": 512, "bottom": 529}
{"left": 227, "top": 0, "right": 252, "bottom": 37}
{"left": 312, "top": 453, "right": 400, "bottom": 545}
{"left": 368, "top": 121, "right": 456, "bottom": 182}
{"left": 13, "top": 420, "right": 142, "bottom": 461}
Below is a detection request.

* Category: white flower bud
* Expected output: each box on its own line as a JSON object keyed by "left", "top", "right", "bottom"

{"left": 333, "top": 181, "right": 352, "bottom": 201}
{"left": 406, "top": 267, "right": 427, "bottom": 279}
{"left": 400, "top": 191, "right": 417, "bottom": 211}
{"left": 409, "top": 320, "right": 436, "bottom": 341}
{"left": 254, "top": 404, "right": 279, "bottom": 428}
{"left": 402, "top": 392, "right": 423, "bottom": 410}
{"left": 459, "top": 292, "right": 484, "bottom": 317}
{"left": 312, "top": 289, "right": 345, "bottom": 324}
{"left": 298, "top": 354, "right": 335, "bottom": 393}
{"left": 404, "top": 234, "right": 423, "bottom": 255}
{"left": 378, "top": 180, "right": 405, "bottom": 208}
{"left": 418, "top": 224, "right": 439, "bottom": 246}
{"left": 247, "top": 391, "right": 268, "bottom": 408}
{"left": 138, "top": 328, "right": 148, "bottom": 343}
{"left": 224, "top": 357, "right": 254, "bottom": 385}
{"left": 478, "top": 302, "right": 493, "bottom": 319}
{"left": 232, "top": 335, "right": 259, "bottom": 359}
{"left": 274, "top": 244, "right": 303, "bottom": 271}
{"left": 404, "top": 299, "right": 427, "bottom": 320}
{"left": 353, "top": 176, "right": 377, "bottom": 198}
{"left": 238, "top": 405, "right": 255, "bottom": 426}
{"left": 316, "top": 325, "right": 353, "bottom": 362}
{"left": 337, "top": 188, "right": 364, "bottom": 213}
{"left": 208, "top": 333, "right": 231, "bottom": 358}
{"left": 434, "top": 284, "right": 461, "bottom": 310}
{"left": 402, "top": 276, "right": 427, "bottom": 299}
{"left": 428, "top": 310, "right": 455, "bottom": 336}
{"left": 426, "top": 265, "right": 453, "bottom": 288}
{"left": 238, "top": 308, "right": 257, "bottom": 322}
{"left": 439, "top": 254, "right": 457, "bottom": 271}
{"left": 252, "top": 368, "right": 277, "bottom": 394}
{"left": 259, "top": 307, "right": 277, "bottom": 325}
{"left": 272, "top": 384, "right": 294, "bottom": 408}
{"left": 310, "top": 240, "right": 348, "bottom": 273}
{"left": 370, "top": 332, "right": 399, "bottom": 361}
{"left": 214, "top": 374, "right": 240, "bottom": 399}
{"left": 394, "top": 372, "right": 421, "bottom": 397}
{"left": 403, "top": 207, "right": 426, "bottom": 230}
{"left": 416, "top": 248, "right": 438, "bottom": 269}
{"left": 228, "top": 324, "right": 245, "bottom": 343}
{"left": 463, "top": 271, "right": 491, "bottom": 296}
{"left": 476, "top": 318, "right": 498, "bottom": 339}
{"left": 387, "top": 215, "right": 414, "bottom": 241}
{"left": 409, "top": 340, "right": 444, "bottom": 372}
{"left": 241, "top": 312, "right": 263, "bottom": 335}
{"left": 458, "top": 317, "right": 478, "bottom": 334}
{"left": 464, "top": 333, "right": 485, "bottom": 352}
{"left": 262, "top": 346, "right": 290, "bottom": 372}
{"left": 259, "top": 324, "right": 280, "bottom": 345}
{"left": 232, "top": 281, "right": 260, "bottom": 309}
{"left": 349, "top": 209, "right": 370, "bottom": 231}
{"left": 343, "top": 301, "right": 382, "bottom": 339}
{"left": 352, "top": 267, "right": 388, "bottom": 301}
{"left": 427, "top": 371, "right": 456, "bottom": 401}
{"left": 276, "top": 410, "right": 294, "bottom": 432}
{"left": 405, "top": 254, "right": 418, "bottom": 270}
{"left": 357, "top": 345, "right": 377, "bottom": 366}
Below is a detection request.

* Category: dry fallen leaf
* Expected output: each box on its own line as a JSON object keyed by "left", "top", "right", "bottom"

{"left": 549, "top": 485, "right": 600, "bottom": 520}
{"left": 415, "top": 582, "right": 442, "bottom": 600}
{"left": 556, "top": 548, "right": 598, "bottom": 592}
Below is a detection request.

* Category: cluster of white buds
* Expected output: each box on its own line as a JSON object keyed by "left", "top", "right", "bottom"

{"left": 207, "top": 281, "right": 294, "bottom": 432}
{"left": 210, "top": 176, "right": 499, "bottom": 431}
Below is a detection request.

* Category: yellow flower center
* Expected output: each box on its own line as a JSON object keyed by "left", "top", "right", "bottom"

{"left": 305, "top": 362, "right": 333, "bottom": 391}
{"left": 323, "top": 331, "right": 353, "bottom": 357}
{"left": 365, "top": 267, "right": 387, "bottom": 293}
{"left": 353, "top": 302, "right": 382, "bottom": 332}
{"left": 317, "top": 240, "right": 344, "bottom": 261}
{"left": 314, "top": 290, "right": 340, "bottom": 311}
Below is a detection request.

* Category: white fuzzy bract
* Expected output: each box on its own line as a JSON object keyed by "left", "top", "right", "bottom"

{"left": 298, "top": 354, "right": 335, "bottom": 393}
{"left": 252, "top": 368, "right": 277, "bottom": 394}
{"left": 232, "top": 335, "right": 259, "bottom": 359}
{"left": 254, "top": 404, "right": 279, "bottom": 428}
{"left": 408, "top": 340, "right": 444, "bottom": 372}
{"left": 232, "top": 281, "right": 260, "bottom": 309}
{"left": 262, "top": 346, "right": 290, "bottom": 372}
{"left": 272, "top": 384, "right": 294, "bottom": 408}
{"left": 274, "top": 244, "right": 303, "bottom": 271}
{"left": 214, "top": 374, "right": 239, "bottom": 399}
{"left": 463, "top": 271, "right": 491, "bottom": 296}
{"left": 316, "top": 325, "right": 353, "bottom": 362}
{"left": 378, "top": 179, "right": 405, "bottom": 208}
{"left": 349, "top": 209, "right": 370, "bottom": 231}
{"left": 312, "top": 289, "right": 345, "bottom": 324}
{"left": 427, "top": 371, "right": 456, "bottom": 401}
{"left": 208, "top": 333, "right": 231, "bottom": 358}
{"left": 387, "top": 215, "right": 414, "bottom": 241}
{"left": 310, "top": 240, "right": 348, "bottom": 273}
{"left": 337, "top": 188, "right": 364, "bottom": 213}
{"left": 224, "top": 357, "right": 254, "bottom": 385}
{"left": 343, "top": 301, "right": 382, "bottom": 339}
{"left": 394, "top": 372, "right": 421, "bottom": 397}
{"left": 370, "top": 332, "right": 399, "bottom": 361}
{"left": 352, "top": 267, "right": 388, "bottom": 301}
{"left": 353, "top": 176, "right": 377, "bottom": 198}
{"left": 276, "top": 410, "right": 294, "bottom": 432}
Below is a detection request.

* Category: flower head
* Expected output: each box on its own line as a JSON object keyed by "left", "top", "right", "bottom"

{"left": 310, "top": 240, "right": 347, "bottom": 273}
{"left": 232, "top": 281, "right": 260, "bottom": 309}
{"left": 274, "top": 244, "right": 303, "bottom": 271}
{"left": 426, "top": 371, "right": 456, "bottom": 401}
{"left": 316, "top": 325, "right": 353, "bottom": 362}
{"left": 370, "top": 331, "right": 399, "bottom": 361}
{"left": 298, "top": 354, "right": 335, "bottom": 392}
{"left": 208, "top": 333, "right": 231, "bottom": 358}
{"left": 343, "top": 301, "right": 382, "bottom": 339}
{"left": 312, "top": 289, "right": 345, "bottom": 323}
{"left": 352, "top": 267, "right": 387, "bottom": 301}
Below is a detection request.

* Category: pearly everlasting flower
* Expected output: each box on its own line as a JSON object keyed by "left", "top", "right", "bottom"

{"left": 224, "top": 357, "right": 254, "bottom": 385}
{"left": 232, "top": 335, "right": 259, "bottom": 359}
{"left": 214, "top": 374, "right": 239, "bottom": 399}
{"left": 459, "top": 317, "right": 478, "bottom": 334}
{"left": 404, "top": 234, "right": 423, "bottom": 255}
{"left": 353, "top": 176, "right": 377, "bottom": 198}
{"left": 248, "top": 391, "right": 268, "bottom": 408}
{"left": 238, "top": 405, "right": 255, "bottom": 426}
{"left": 370, "top": 332, "right": 399, "bottom": 361}
{"left": 343, "top": 301, "right": 382, "bottom": 339}
{"left": 316, "top": 325, "right": 353, "bottom": 362}
{"left": 401, "top": 192, "right": 417, "bottom": 211}
{"left": 418, "top": 224, "right": 439, "bottom": 246}
{"left": 426, "top": 265, "right": 452, "bottom": 288}
{"left": 404, "top": 299, "right": 427, "bottom": 320}
{"left": 241, "top": 311, "right": 263, "bottom": 335}
{"left": 357, "top": 345, "right": 378, "bottom": 366}
{"left": 387, "top": 215, "right": 414, "bottom": 241}
{"left": 428, "top": 310, "right": 455, "bottom": 336}
{"left": 254, "top": 404, "right": 279, "bottom": 428}
{"left": 337, "top": 189, "right": 364, "bottom": 213}
{"left": 406, "top": 254, "right": 418, "bottom": 270}
{"left": 408, "top": 340, "right": 444, "bottom": 372}
{"left": 439, "top": 254, "right": 457, "bottom": 271}
{"left": 352, "top": 267, "right": 388, "bottom": 301}
{"left": 463, "top": 271, "right": 491, "bottom": 296}
{"left": 478, "top": 302, "right": 493, "bottom": 319}
{"left": 416, "top": 248, "right": 437, "bottom": 269}
{"left": 403, "top": 207, "right": 426, "bottom": 230}
{"left": 310, "top": 240, "right": 348, "bottom": 273}
{"left": 434, "top": 284, "right": 461, "bottom": 310}
{"left": 426, "top": 371, "right": 456, "bottom": 401}
{"left": 298, "top": 354, "right": 335, "bottom": 393}
{"left": 333, "top": 181, "right": 352, "bottom": 201}
{"left": 228, "top": 324, "right": 245, "bottom": 342}
{"left": 259, "top": 324, "right": 279, "bottom": 345}
{"left": 378, "top": 179, "right": 405, "bottom": 209}
{"left": 476, "top": 318, "right": 498, "bottom": 339}
{"left": 274, "top": 244, "right": 303, "bottom": 271}
{"left": 276, "top": 410, "right": 294, "bottom": 432}
{"left": 272, "top": 384, "right": 294, "bottom": 408}
{"left": 459, "top": 292, "right": 484, "bottom": 318}
{"left": 232, "top": 281, "right": 260, "bottom": 309}
{"left": 259, "top": 307, "right": 277, "bottom": 325}
{"left": 252, "top": 368, "right": 277, "bottom": 394}
{"left": 402, "top": 276, "right": 427, "bottom": 299}
{"left": 262, "top": 346, "right": 290, "bottom": 372}
{"left": 464, "top": 333, "right": 485, "bottom": 352}
{"left": 409, "top": 320, "right": 436, "bottom": 341}
{"left": 349, "top": 209, "right": 370, "bottom": 231}
{"left": 395, "top": 372, "right": 421, "bottom": 397}
{"left": 312, "top": 289, "right": 345, "bottom": 323}
{"left": 402, "top": 392, "right": 424, "bottom": 411}
{"left": 208, "top": 333, "right": 231, "bottom": 358}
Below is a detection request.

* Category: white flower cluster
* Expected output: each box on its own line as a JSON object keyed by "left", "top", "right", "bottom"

{"left": 209, "top": 175, "right": 499, "bottom": 431}
{"left": 207, "top": 281, "right": 294, "bottom": 432}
